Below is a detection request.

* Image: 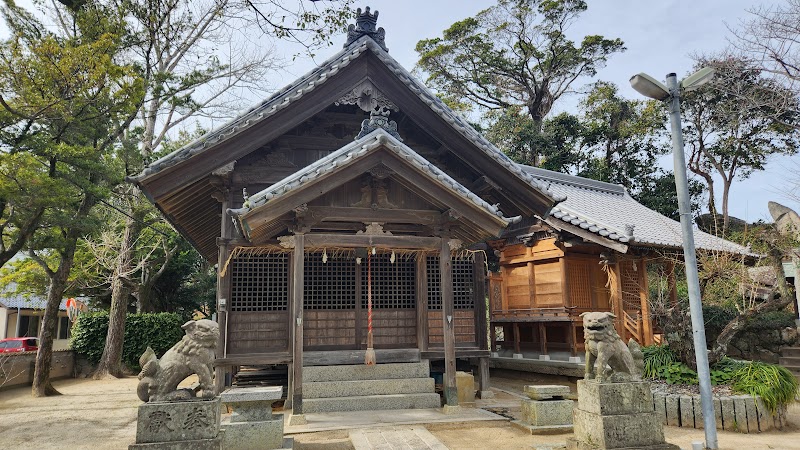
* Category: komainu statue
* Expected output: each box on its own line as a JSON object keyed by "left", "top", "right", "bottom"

{"left": 581, "top": 312, "right": 644, "bottom": 383}
{"left": 136, "top": 319, "right": 219, "bottom": 402}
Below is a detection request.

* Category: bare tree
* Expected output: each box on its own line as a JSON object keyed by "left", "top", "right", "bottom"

{"left": 93, "top": 0, "right": 354, "bottom": 378}
{"left": 728, "top": 0, "right": 800, "bottom": 131}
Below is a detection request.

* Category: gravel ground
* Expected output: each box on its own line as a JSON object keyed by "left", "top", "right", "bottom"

{"left": 1, "top": 372, "right": 799, "bottom": 450}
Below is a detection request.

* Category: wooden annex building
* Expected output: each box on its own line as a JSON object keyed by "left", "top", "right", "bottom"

{"left": 130, "top": 7, "right": 749, "bottom": 413}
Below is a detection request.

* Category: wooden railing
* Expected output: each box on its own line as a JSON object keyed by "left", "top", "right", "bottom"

{"left": 623, "top": 310, "right": 643, "bottom": 345}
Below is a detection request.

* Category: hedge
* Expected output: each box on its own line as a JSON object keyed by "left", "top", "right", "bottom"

{"left": 71, "top": 312, "right": 185, "bottom": 371}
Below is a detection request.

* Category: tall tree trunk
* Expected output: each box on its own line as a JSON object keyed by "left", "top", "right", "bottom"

{"left": 32, "top": 269, "right": 70, "bottom": 397}
{"left": 94, "top": 210, "right": 141, "bottom": 378}
{"left": 32, "top": 191, "right": 94, "bottom": 397}
{"left": 721, "top": 179, "right": 732, "bottom": 236}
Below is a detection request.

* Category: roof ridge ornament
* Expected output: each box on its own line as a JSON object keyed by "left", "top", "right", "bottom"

{"left": 345, "top": 6, "right": 387, "bottom": 51}
{"left": 356, "top": 109, "right": 402, "bottom": 141}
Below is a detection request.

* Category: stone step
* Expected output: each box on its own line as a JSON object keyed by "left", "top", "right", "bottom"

{"left": 303, "top": 392, "right": 441, "bottom": 413}
{"left": 304, "top": 377, "right": 435, "bottom": 399}
{"left": 779, "top": 356, "right": 800, "bottom": 367}
{"left": 780, "top": 347, "right": 800, "bottom": 358}
{"left": 780, "top": 364, "right": 800, "bottom": 375}
{"left": 302, "top": 361, "right": 429, "bottom": 383}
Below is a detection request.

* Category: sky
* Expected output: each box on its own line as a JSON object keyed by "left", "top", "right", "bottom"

{"left": 260, "top": 0, "right": 798, "bottom": 224}
{"left": 3, "top": 0, "right": 797, "bottom": 223}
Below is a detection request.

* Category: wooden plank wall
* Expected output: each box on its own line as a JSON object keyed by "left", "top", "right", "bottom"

{"left": 428, "top": 309, "right": 476, "bottom": 347}
{"left": 304, "top": 310, "right": 357, "bottom": 348}
{"left": 363, "top": 310, "right": 417, "bottom": 347}
{"left": 227, "top": 311, "right": 289, "bottom": 354}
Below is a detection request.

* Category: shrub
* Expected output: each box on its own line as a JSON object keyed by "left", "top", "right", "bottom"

{"left": 642, "top": 344, "right": 676, "bottom": 379}
{"left": 733, "top": 361, "right": 799, "bottom": 414}
{"left": 658, "top": 362, "right": 699, "bottom": 385}
{"left": 72, "top": 312, "right": 185, "bottom": 371}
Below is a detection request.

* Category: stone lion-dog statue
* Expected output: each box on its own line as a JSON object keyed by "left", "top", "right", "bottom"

{"left": 581, "top": 311, "right": 644, "bottom": 383}
{"left": 136, "top": 319, "right": 219, "bottom": 402}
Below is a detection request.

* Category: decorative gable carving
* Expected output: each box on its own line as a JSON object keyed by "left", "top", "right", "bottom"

{"left": 335, "top": 80, "right": 398, "bottom": 113}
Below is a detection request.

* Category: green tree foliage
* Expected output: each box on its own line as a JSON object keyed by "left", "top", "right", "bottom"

{"left": 416, "top": 0, "right": 624, "bottom": 165}
{"left": 0, "top": 2, "right": 143, "bottom": 396}
{"left": 71, "top": 312, "right": 185, "bottom": 371}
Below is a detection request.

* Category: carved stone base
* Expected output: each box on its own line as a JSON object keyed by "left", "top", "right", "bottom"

{"left": 129, "top": 437, "right": 221, "bottom": 450}
{"left": 569, "top": 380, "right": 678, "bottom": 450}
{"left": 132, "top": 398, "right": 220, "bottom": 448}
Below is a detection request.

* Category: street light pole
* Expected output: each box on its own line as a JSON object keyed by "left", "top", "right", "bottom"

{"left": 664, "top": 72, "right": 718, "bottom": 449}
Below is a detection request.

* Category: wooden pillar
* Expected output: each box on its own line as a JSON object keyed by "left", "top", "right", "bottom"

{"left": 567, "top": 322, "right": 577, "bottom": 357}
{"left": 416, "top": 254, "right": 429, "bottom": 351}
{"left": 666, "top": 260, "right": 678, "bottom": 307}
{"left": 474, "top": 251, "right": 488, "bottom": 350}
{"left": 214, "top": 189, "right": 232, "bottom": 395}
{"left": 478, "top": 357, "right": 491, "bottom": 395}
{"left": 513, "top": 322, "right": 521, "bottom": 355}
{"left": 439, "top": 237, "right": 458, "bottom": 406}
{"left": 490, "top": 322, "right": 497, "bottom": 353}
{"left": 291, "top": 233, "right": 305, "bottom": 414}
{"left": 638, "top": 258, "right": 653, "bottom": 346}
{"left": 539, "top": 323, "right": 548, "bottom": 355}
{"left": 612, "top": 261, "right": 625, "bottom": 336}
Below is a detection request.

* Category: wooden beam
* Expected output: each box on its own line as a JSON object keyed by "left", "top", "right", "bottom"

{"left": 474, "top": 251, "right": 488, "bottom": 350}
{"left": 306, "top": 206, "right": 442, "bottom": 225}
{"left": 638, "top": 258, "right": 653, "bottom": 346}
{"left": 304, "top": 349, "right": 420, "bottom": 366}
{"left": 416, "top": 254, "right": 429, "bottom": 351}
{"left": 214, "top": 353, "right": 292, "bottom": 366}
{"left": 291, "top": 233, "right": 305, "bottom": 415}
{"left": 214, "top": 190, "right": 232, "bottom": 395}
{"left": 421, "top": 349, "right": 491, "bottom": 359}
{"left": 440, "top": 237, "right": 458, "bottom": 406}
{"left": 304, "top": 234, "right": 441, "bottom": 250}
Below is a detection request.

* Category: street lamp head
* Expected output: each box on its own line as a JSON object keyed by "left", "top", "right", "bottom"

{"left": 629, "top": 73, "right": 670, "bottom": 101}
{"left": 681, "top": 67, "right": 715, "bottom": 91}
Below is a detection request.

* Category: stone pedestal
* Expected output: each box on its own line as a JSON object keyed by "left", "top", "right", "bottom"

{"left": 219, "top": 387, "right": 291, "bottom": 450}
{"left": 456, "top": 371, "right": 476, "bottom": 407}
{"left": 566, "top": 380, "right": 679, "bottom": 450}
{"left": 129, "top": 398, "right": 221, "bottom": 450}
{"left": 512, "top": 385, "right": 574, "bottom": 435}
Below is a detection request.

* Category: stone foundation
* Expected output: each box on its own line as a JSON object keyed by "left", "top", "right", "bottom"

{"left": 567, "top": 380, "right": 678, "bottom": 450}
{"left": 512, "top": 385, "right": 574, "bottom": 435}
{"left": 219, "top": 386, "right": 290, "bottom": 450}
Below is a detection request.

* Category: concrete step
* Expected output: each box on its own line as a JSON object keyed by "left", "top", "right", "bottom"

{"left": 780, "top": 347, "right": 800, "bottom": 358}
{"left": 303, "top": 393, "right": 441, "bottom": 413}
{"left": 302, "top": 361, "right": 429, "bottom": 383}
{"left": 304, "top": 377, "right": 435, "bottom": 399}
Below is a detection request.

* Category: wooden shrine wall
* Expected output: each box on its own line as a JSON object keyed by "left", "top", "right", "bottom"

{"left": 227, "top": 252, "right": 478, "bottom": 354}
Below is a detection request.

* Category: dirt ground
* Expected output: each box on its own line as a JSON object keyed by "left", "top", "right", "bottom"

{"left": 1, "top": 371, "right": 799, "bottom": 450}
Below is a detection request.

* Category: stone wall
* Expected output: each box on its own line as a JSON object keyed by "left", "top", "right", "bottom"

{"left": 726, "top": 327, "right": 798, "bottom": 364}
{"left": 651, "top": 391, "right": 784, "bottom": 433}
{"left": 0, "top": 350, "right": 74, "bottom": 390}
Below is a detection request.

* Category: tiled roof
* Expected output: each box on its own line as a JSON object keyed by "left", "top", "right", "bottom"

{"left": 231, "top": 129, "right": 514, "bottom": 229}
{"left": 131, "top": 36, "right": 562, "bottom": 204}
{"left": 521, "top": 165, "right": 753, "bottom": 254}
{"left": 0, "top": 290, "right": 68, "bottom": 310}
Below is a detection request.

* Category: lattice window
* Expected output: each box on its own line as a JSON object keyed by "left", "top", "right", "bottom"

{"left": 362, "top": 253, "right": 415, "bottom": 309}
{"left": 427, "top": 254, "right": 475, "bottom": 310}
{"left": 568, "top": 260, "right": 592, "bottom": 309}
{"left": 230, "top": 255, "right": 289, "bottom": 312}
{"left": 304, "top": 252, "right": 357, "bottom": 310}
{"left": 620, "top": 260, "right": 641, "bottom": 311}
